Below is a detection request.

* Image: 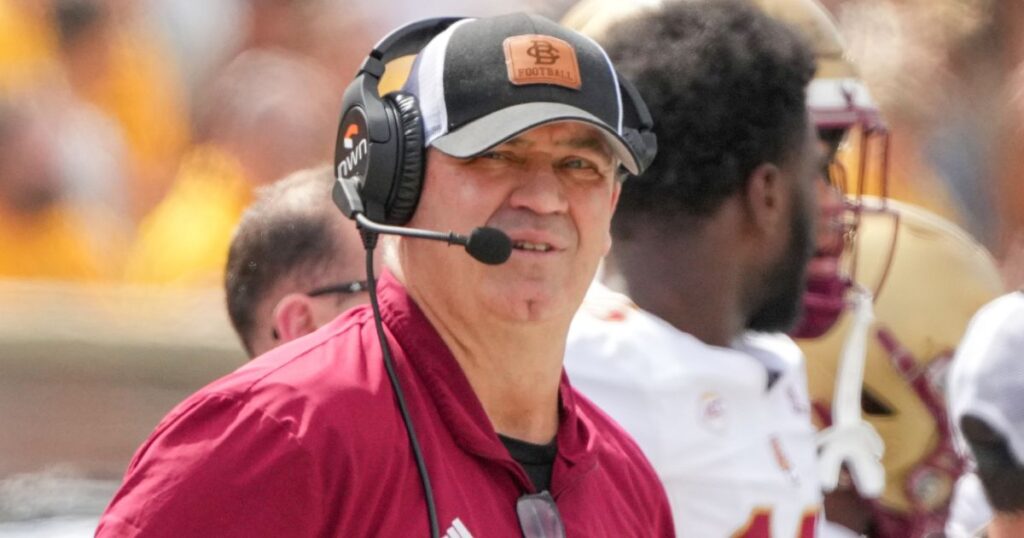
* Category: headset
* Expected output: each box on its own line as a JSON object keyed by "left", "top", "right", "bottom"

{"left": 331, "top": 17, "right": 657, "bottom": 538}
{"left": 332, "top": 17, "right": 656, "bottom": 227}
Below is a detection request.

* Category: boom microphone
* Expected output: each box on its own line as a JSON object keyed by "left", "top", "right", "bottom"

{"left": 354, "top": 213, "right": 512, "bottom": 265}
{"left": 465, "top": 227, "right": 513, "bottom": 265}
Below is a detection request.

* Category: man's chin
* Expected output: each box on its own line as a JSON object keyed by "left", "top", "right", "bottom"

{"left": 488, "top": 278, "right": 584, "bottom": 324}
{"left": 747, "top": 306, "right": 802, "bottom": 334}
{"left": 748, "top": 273, "right": 809, "bottom": 334}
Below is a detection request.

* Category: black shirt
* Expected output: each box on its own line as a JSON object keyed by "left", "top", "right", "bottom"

{"left": 499, "top": 434, "right": 558, "bottom": 492}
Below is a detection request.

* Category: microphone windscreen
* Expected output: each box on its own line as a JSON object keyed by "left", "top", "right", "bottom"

{"left": 465, "top": 227, "right": 512, "bottom": 265}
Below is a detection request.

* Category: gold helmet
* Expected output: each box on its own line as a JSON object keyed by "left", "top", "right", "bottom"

{"left": 798, "top": 197, "right": 1004, "bottom": 535}
{"left": 746, "top": 0, "right": 1003, "bottom": 534}
{"left": 752, "top": 0, "right": 887, "bottom": 195}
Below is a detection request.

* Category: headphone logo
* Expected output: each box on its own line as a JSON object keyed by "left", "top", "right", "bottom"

{"left": 526, "top": 40, "right": 560, "bottom": 65}
{"left": 343, "top": 124, "right": 360, "bottom": 150}
{"left": 336, "top": 108, "right": 370, "bottom": 180}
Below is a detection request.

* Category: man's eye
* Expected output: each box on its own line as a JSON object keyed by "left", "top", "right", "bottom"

{"left": 480, "top": 151, "right": 512, "bottom": 161}
{"left": 560, "top": 158, "right": 605, "bottom": 176}
{"left": 561, "top": 158, "right": 594, "bottom": 170}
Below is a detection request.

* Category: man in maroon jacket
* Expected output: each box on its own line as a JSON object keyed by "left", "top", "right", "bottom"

{"left": 98, "top": 12, "right": 672, "bottom": 538}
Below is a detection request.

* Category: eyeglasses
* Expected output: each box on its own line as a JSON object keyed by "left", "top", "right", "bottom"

{"left": 270, "top": 280, "right": 370, "bottom": 341}
{"left": 516, "top": 491, "right": 566, "bottom": 538}
{"left": 306, "top": 280, "right": 369, "bottom": 297}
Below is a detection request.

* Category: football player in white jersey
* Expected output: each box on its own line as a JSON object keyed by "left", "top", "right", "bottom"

{"left": 562, "top": 1, "right": 825, "bottom": 536}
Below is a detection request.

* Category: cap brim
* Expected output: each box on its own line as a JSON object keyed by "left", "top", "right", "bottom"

{"left": 430, "top": 102, "right": 642, "bottom": 175}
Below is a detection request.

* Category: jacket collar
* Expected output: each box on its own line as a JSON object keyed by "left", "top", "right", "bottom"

{"left": 375, "top": 270, "right": 598, "bottom": 493}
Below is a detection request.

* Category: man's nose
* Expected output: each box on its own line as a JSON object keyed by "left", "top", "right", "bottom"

{"left": 507, "top": 163, "right": 569, "bottom": 215}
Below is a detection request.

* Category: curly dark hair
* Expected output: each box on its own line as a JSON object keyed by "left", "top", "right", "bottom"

{"left": 603, "top": 0, "right": 816, "bottom": 237}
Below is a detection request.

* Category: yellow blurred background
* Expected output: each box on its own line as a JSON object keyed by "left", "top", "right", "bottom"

{"left": 1, "top": 0, "right": 1022, "bottom": 534}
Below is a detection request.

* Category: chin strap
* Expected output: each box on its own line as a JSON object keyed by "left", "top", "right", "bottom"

{"left": 817, "top": 286, "right": 886, "bottom": 498}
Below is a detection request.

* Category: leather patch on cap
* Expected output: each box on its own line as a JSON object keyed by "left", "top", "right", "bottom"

{"left": 503, "top": 35, "right": 581, "bottom": 90}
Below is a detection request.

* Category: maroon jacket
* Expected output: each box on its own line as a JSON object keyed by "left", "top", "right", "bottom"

{"left": 98, "top": 271, "right": 674, "bottom": 537}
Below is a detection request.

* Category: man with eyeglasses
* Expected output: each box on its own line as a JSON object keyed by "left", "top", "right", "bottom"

{"left": 224, "top": 165, "right": 375, "bottom": 358}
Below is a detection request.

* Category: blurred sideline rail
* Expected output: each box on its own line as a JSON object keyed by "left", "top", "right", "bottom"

{"left": 0, "top": 279, "right": 244, "bottom": 485}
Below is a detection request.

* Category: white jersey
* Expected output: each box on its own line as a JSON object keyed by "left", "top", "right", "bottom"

{"left": 565, "top": 283, "right": 822, "bottom": 537}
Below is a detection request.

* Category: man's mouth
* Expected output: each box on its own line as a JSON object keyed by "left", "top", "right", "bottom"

{"left": 512, "top": 240, "right": 554, "bottom": 252}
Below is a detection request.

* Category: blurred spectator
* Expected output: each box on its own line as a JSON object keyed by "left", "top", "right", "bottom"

{"left": 831, "top": 0, "right": 968, "bottom": 225}
{"left": 837, "top": 0, "right": 1024, "bottom": 287}
{"left": 49, "top": 82, "right": 132, "bottom": 256}
{"left": 305, "top": 0, "right": 581, "bottom": 95}
{"left": 300, "top": 0, "right": 378, "bottom": 93}
{"left": 225, "top": 165, "right": 373, "bottom": 358}
{"left": 966, "top": 0, "right": 1024, "bottom": 276}
{"left": 242, "top": 0, "right": 312, "bottom": 52}
{"left": 150, "top": 0, "right": 374, "bottom": 116}
{"left": 141, "top": 0, "right": 245, "bottom": 102}
{"left": 353, "top": 0, "right": 578, "bottom": 29}
{"left": 0, "top": 0, "right": 58, "bottom": 91}
{"left": 0, "top": 94, "right": 108, "bottom": 280}
{"left": 0, "top": 2, "right": 134, "bottom": 271}
{"left": 123, "top": 48, "right": 336, "bottom": 285}
{"left": 53, "top": 0, "right": 190, "bottom": 220}
{"left": 946, "top": 291, "right": 1024, "bottom": 537}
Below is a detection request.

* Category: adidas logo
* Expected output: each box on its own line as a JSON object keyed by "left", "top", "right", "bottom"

{"left": 444, "top": 517, "right": 474, "bottom": 538}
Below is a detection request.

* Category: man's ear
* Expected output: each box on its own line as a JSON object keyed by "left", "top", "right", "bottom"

{"left": 610, "top": 178, "right": 622, "bottom": 211}
{"left": 270, "top": 293, "right": 319, "bottom": 344}
{"left": 604, "top": 180, "right": 623, "bottom": 255}
{"left": 743, "top": 162, "right": 784, "bottom": 234}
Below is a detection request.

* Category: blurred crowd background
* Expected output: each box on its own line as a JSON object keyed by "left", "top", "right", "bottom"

{"left": 3, "top": 0, "right": 1023, "bottom": 286}
{"left": 1, "top": 0, "right": 1023, "bottom": 535}
{"left": 0, "top": 0, "right": 577, "bottom": 285}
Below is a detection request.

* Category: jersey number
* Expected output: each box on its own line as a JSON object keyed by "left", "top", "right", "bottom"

{"left": 732, "top": 507, "right": 817, "bottom": 538}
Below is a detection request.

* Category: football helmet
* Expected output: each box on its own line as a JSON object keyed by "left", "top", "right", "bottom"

{"left": 798, "top": 197, "right": 1004, "bottom": 536}
{"left": 747, "top": 1, "right": 1005, "bottom": 535}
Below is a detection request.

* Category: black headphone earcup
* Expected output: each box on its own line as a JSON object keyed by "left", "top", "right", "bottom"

{"left": 385, "top": 92, "right": 425, "bottom": 225}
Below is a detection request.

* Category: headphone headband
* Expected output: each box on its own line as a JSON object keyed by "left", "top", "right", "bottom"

{"left": 617, "top": 75, "right": 657, "bottom": 172}
{"left": 370, "top": 17, "right": 466, "bottom": 66}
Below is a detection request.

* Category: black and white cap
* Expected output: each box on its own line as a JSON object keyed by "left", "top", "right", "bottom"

{"left": 948, "top": 291, "right": 1024, "bottom": 465}
{"left": 402, "top": 13, "right": 646, "bottom": 174}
